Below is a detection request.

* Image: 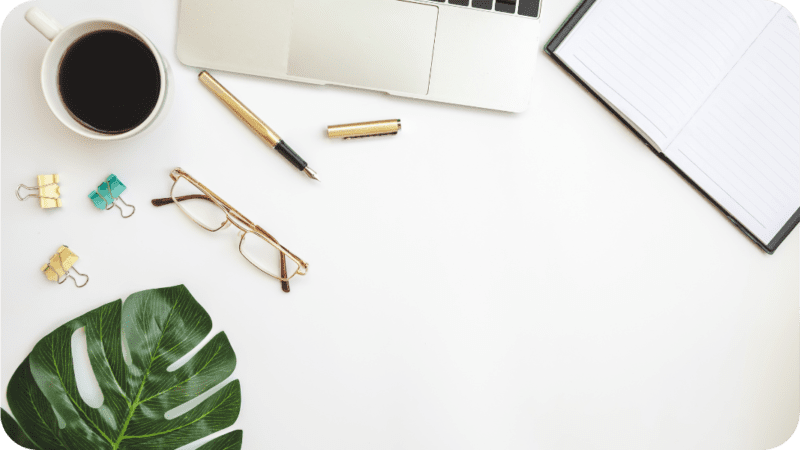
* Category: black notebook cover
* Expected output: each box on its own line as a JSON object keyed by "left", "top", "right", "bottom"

{"left": 544, "top": 0, "right": 800, "bottom": 255}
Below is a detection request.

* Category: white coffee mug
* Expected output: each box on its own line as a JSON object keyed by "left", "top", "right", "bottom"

{"left": 25, "top": 7, "right": 173, "bottom": 141}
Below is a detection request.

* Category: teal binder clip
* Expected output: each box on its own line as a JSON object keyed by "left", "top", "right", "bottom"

{"left": 88, "top": 174, "right": 136, "bottom": 218}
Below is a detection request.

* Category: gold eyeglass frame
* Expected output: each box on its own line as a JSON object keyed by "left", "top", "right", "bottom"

{"left": 155, "top": 168, "right": 308, "bottom": 284}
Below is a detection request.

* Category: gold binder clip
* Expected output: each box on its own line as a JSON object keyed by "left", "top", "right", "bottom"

{"left": 41, "top": 245, "right": 89, "bottom": 288}
{"left": 16, "top": 174, "right": 62, "bottom": 209}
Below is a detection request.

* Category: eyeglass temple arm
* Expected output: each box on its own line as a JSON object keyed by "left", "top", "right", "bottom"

{"left": 150, "top": 194, "right": 291, "bottom": 293}
{"left": 151, "top": 194, "right": 211, "bottom": 207}
{"left": 254, "top": 224, "right": 294, "bottom": 291}
{"left": 256, "top": 225, "right": 307, "bottom": 268}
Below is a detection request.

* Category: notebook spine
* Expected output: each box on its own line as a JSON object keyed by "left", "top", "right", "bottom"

{"left": 544, "top": 0, "right": 598, "bottom": 55}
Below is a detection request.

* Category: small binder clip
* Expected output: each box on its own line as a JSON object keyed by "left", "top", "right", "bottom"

{"left": 41, "top": 245, "right": 89, "bottom": 288}
{"left": 16, "top": 174, "right": 62, "bottom": 208}
{"left": 89, "top": 174, "right": 135, "bottom": 218}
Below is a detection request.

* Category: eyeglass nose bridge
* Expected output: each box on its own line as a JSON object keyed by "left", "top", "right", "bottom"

{"left": 225, "top": 214, "right": 250, "bottom": 233}
{"left": 202, "top": 218, "right": 232, "bottom": 233}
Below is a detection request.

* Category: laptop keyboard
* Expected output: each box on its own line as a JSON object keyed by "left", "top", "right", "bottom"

{"left": 423, "top": 0, "right": 540, "bottom": 18}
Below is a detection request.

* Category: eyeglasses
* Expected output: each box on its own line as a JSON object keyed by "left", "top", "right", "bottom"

{"left": 151, "top": 168, "right": 308, "bottom": 291}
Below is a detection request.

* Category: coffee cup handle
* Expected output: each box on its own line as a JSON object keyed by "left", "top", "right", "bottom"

{"left": 25, "top": 7, "right": 62, "bottom": 41}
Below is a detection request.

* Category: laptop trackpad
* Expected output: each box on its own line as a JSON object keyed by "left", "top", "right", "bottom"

{"left": 287, "top": 0, "right": 438, "bottom": 95}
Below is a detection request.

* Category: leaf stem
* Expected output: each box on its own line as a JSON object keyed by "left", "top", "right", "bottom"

{"left": 111, "top": 380, "right": 146, "bottom": 449}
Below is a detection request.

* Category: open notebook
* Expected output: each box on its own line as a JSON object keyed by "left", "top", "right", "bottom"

{"left": 546, "top": 0, "right": 800, "bottom": 254}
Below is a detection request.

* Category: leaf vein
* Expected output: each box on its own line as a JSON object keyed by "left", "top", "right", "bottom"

{"left": 138, "top": 345, "right": 224, "bottom": 405}
{"left": 120, "top": 388, "right": 238, "bottom": 440}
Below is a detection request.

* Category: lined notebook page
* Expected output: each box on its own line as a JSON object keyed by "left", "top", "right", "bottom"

{"left": 555, "top": 0, "right": 780, "bottom": 150}
{"left": 665, "top": 9, "right": 800, "bottom": 244}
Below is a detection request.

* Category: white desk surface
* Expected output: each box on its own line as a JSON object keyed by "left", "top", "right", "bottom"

{"left": 1, "top": 1, "right": 798, "bottom": 449}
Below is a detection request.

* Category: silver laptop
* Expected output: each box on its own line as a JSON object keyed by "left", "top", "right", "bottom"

{"left": 177, "top": 0, "right": 542, "bottom": 112}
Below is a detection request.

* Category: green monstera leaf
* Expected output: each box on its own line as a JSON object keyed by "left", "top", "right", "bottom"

{"left": 1, "top": 285, "right": 243, "bottom": 449}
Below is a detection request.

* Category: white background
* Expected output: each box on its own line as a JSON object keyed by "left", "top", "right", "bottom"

{"left": 1, "top": 0, "right": 799, "bottom": 449}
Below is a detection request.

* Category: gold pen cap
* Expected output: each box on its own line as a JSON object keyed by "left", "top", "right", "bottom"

{"left": 327, "top": 119, "right": 401, "bottom": 139}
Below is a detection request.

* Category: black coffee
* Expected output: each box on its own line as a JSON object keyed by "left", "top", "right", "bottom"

{"left": 58, "top": 30, "right": 161, "bottom": 134}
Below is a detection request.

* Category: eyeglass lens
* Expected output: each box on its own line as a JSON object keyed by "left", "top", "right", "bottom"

{"left": 171, "top": 176, "right": 228, "bottom": 231}
{"left": 240, "top": 232, "right": 299, "bottom": 279}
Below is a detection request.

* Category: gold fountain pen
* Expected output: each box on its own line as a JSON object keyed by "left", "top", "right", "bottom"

{"left": 198, "top": 71, "right": 320, "bottom": 181}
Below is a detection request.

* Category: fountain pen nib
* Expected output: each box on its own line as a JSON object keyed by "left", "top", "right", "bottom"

{"left": 304, "top": 167, "right": 320, "bottom": 182}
